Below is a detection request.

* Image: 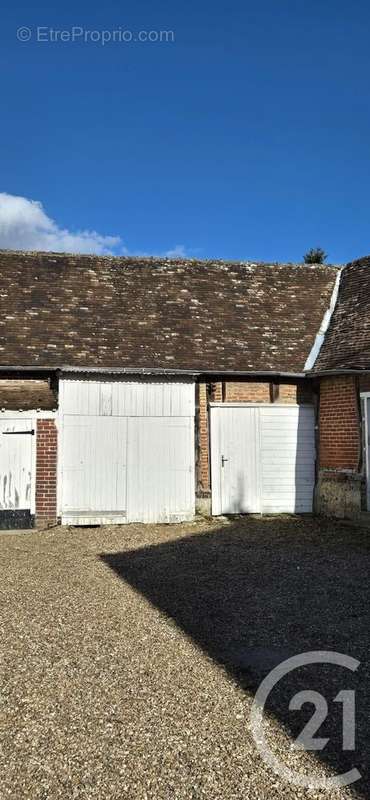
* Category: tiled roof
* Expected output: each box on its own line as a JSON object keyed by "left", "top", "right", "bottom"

{"left": 0, "top": 250, "right": 339, "bottom": 373}
{"left": 312, "top": 256, "right": 370, "bottom": 372}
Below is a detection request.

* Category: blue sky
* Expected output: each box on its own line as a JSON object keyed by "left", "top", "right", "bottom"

{"left": 1, "top": 0, "right": 370, "bottom": 263}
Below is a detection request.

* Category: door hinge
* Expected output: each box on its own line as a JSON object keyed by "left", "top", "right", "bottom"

{"left": 3, "top": 429, "right": 35, "bottom": 435}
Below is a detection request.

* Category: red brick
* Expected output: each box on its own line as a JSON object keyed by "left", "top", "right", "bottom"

{"left": 319, "top": 377, "right": 360, "bottom": 470}
{"left": 35, "top": 419, "right": 57, "bottom": 527}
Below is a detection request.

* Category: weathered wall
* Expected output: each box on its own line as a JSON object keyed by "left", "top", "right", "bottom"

{"left": 316, "top": 376, "right": 362, "bottom": 517}
{"left": 35, "top": 419, "right": 58, "bottom": 528}
{"left": 0, "top": 378, "right": 56, "bottom": 410}
{"left": 315, "top": 470, "right": 362, "bottom": 518}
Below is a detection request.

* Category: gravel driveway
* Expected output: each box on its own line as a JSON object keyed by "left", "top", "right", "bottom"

{"left": 0, "top": 516, "right": 369, "bottom": 800}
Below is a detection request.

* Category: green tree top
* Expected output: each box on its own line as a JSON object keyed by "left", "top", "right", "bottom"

{"left": 303, "top": 247, "right": 327, "bottom": 264}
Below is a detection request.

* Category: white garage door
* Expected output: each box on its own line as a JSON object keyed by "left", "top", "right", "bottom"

{"left": 59, "top": 378, "right": 195, "bottom": 525}
{"left": 210, "top": 404, "right": 315, "bottom": 515}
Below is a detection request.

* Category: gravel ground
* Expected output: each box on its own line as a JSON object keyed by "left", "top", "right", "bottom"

{"left": 0, "top": 516, "right": 369, "bottom": 800}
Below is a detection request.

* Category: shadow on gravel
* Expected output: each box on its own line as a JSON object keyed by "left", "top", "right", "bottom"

{"left": 101, "top": 517, "right": 370, "bottom": 797}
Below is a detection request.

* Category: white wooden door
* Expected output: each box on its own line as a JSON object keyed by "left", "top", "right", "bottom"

{"left": 210, "top": 406, "right": 261, "bottom": 514}
{"left": 211, "top": 404, "right": 315, "bottom": 515}
{"left": 0, "top": 418, "right": 34, "bottom": 525}
{"left": 59, "top": 377, "right": 195, "bottom": 524}
{"left": 61, "top": 416, "right": 128, "bottom": 524}
{"left": 127, "top": 417, "right": 195, "bottom": 523}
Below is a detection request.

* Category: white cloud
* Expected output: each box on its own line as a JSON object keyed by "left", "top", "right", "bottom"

{"left": 136, "top": 244, "right": 195, "bottom": 259}
{"left": 0, "top": 192, "right": 194, "bottom": 259}
{"left": 0, "top": 192, "right": 123, "bottom": 255}
{"left": 163, "top": 244, "right": 188, "bottom": 258}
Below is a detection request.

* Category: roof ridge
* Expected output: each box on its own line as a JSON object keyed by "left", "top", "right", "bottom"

{"left": 0, "top": 249, "right": 342, "bottom": 269}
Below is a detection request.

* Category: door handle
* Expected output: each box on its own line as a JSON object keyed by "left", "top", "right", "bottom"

{"left": 221, "top": 455, "right": 229, "bottom": 467}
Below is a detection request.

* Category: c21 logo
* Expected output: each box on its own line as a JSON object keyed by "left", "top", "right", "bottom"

{"left": 249, "top": 651, "right": 361, "bottom": 790}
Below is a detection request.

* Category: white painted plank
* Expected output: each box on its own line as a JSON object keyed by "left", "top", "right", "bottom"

{"left": 61, "top": 378, "right": 194, "bottom": 417}
{"left": 127, "top": 417, "right": 195, "bottom": 523}
{"left": 61, "top": 416, "right": 127, "bottom": 515}
{"left": 60, "top": 378, "right": 195, "bottom": 523}
{"left": 260, "top": 406, "right": 315, "bottom": 513}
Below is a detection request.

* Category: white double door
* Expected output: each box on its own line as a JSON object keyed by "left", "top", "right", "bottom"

{"left": 210, "top": 404, "right": 315, "bottom": 515}
{"left": 61, "top": 415, "right": 194, "bottom": 524}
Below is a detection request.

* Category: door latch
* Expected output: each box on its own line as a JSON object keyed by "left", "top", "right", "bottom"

{"left": 221, "top": 455, "right": 229, "bottom": 467}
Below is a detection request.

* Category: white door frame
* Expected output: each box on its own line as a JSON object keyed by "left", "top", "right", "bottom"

{"left": 360, "top": 393, "right": 370, "bottom": 510}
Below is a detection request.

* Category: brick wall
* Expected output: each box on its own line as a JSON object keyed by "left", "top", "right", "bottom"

{"left": 197, "top": 384, "right": 210, "bottom": 492}
{"left": 225, "top": 382, "right": 270, "bottom": 402}
{"left": 224, "top": 381, "right": 312, "bottom": 403}
{"left": 280, "top": 382, "right": 313, "bottom": 403}
{"left": 210, "top": 382, "right": 223, "bottom": 401}
{"left": 35, "top": 419, "right": 58, "bottom": 527}
{"left": 319, "top": 376, "right": 360, "bottom": 470}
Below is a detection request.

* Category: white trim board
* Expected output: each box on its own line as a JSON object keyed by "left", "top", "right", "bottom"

{"left": 209, "top": 402, "right": 314, "bottom": 408}
{"left": 304, "top": 267, "right": 343, "bottom": 371}
{"left": 0, "top": 410, "right": 57, "bottom": 418}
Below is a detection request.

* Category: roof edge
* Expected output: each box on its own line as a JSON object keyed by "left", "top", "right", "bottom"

{"left": 0, "top": 365, "right": 307, "bottom": 378}
{"left": 306, "top": 369, "right": 370, "bottom": 377}
{"left": 304, "top": 267, "right": 343, "bottom": 371}
{"left": 61, "top": 367, "right": 307, "bottom": 376}
{"left": 0, "top": 248, "right": 342, "bottom": 270}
